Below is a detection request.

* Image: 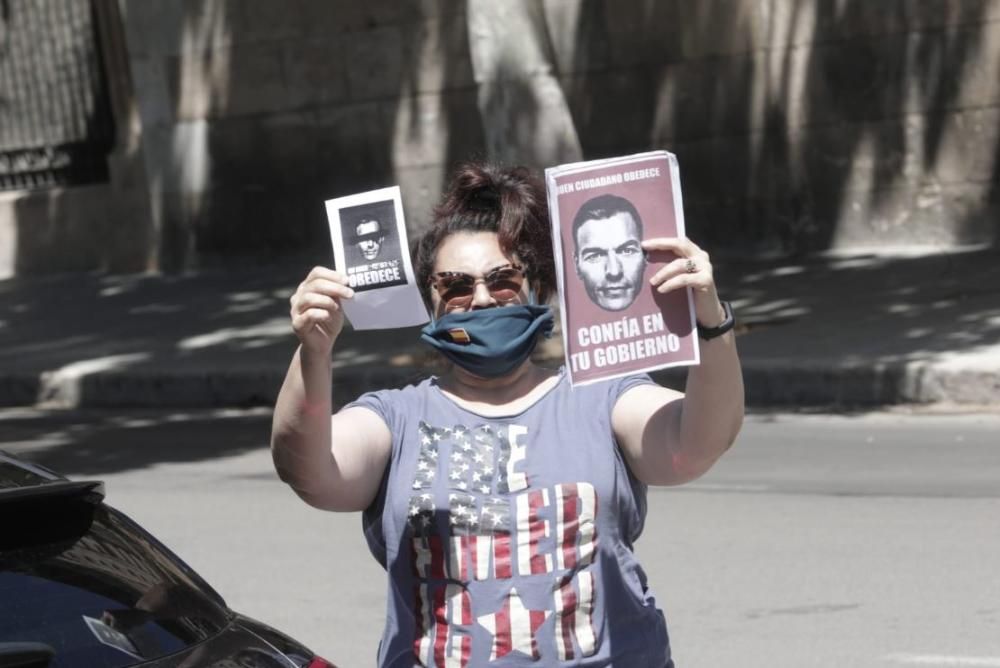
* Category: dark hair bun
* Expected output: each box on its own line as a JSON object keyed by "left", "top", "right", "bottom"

{"left": 467, "top": 186, "right": 501, "bottom": 212}
{"left": 414, "top": 162, "right": 556, "bottom": 305}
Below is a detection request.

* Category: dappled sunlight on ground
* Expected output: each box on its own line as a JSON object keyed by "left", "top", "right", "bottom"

{"left": 0, "top": 407, "right": 273, "bottom": 477}
{"left": 1, "top": 248, "right": 998, "bottom": 408}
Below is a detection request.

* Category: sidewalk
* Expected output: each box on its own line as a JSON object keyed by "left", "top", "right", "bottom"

{"left": 2, "top": 247, "right": 998, "bottom": 410}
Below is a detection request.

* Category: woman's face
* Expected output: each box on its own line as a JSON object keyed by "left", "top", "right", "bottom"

{"left": 430, "top": 232, "right": 529, "bottom": 317}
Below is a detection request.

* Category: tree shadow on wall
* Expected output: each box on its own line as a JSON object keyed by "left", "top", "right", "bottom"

{"left": 564, "top": 0, "right": 1000, "bottom": 256}
{"left": 3, "top": 1, "right": 481, "bottom": 474}
{"left": 120, "top": 1, "right": 481, "bottom": 273}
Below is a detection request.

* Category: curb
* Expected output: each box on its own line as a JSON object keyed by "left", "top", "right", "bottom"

{"left": 735, "top": 361, "right": 1000, "bottom": 407}
{"left": 2, "top": 360, "right": 997, "bottom": 410}
{"left": 0, "top": 366, "right": 427, "bottom": 410}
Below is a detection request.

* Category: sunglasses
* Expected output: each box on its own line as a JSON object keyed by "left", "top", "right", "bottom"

{"left": 428, "top": 263, "right": 526, "bottom": 309}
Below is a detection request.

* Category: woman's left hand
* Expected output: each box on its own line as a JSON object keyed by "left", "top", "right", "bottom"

{"left": 641, "top": 237, "right": 726, "bottom": 327}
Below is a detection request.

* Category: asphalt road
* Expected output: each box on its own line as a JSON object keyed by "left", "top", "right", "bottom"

{"left": 2, "top": 409, "right": 999, "bottom": 667}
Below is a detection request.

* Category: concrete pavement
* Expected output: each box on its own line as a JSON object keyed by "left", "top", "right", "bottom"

{"left": 1, "top": 246, "right": 998, "bottom": 409}
{"left": 5, "top": 410, "right": 997, "bottom": 666}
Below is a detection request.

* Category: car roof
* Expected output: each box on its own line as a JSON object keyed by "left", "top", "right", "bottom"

{"left": 0, "top": 450, "right": 67, "bottom": 490}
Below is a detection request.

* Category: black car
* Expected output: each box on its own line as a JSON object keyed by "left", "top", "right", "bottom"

{"left": 0, "top": 451, "right": 337, "bottom": 668}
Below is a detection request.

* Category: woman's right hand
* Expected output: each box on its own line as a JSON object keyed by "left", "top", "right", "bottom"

{"left": 289, "top": 266, "right": 355, "bottom": 354}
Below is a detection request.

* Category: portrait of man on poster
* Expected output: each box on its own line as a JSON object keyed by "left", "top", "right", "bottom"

{"left": 571, "top": 193, "right": 647, "bottom": 311}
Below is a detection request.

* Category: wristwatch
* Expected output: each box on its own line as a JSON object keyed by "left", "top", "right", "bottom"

{"left": 696, "top": 300, "right": 735, "bottom": 340}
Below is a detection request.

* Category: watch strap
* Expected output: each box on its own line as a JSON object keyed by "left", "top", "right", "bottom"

{"left": 696, "top": 300, "right": 735, "bottom": 340}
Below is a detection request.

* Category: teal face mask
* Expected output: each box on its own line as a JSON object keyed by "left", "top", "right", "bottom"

{"left": 420, "top": 304, "right": 554, "bottom": 378}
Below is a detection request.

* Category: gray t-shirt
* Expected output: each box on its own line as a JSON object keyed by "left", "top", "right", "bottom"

{"left": 348, "top": 369, "right": 673, "bottom": 667}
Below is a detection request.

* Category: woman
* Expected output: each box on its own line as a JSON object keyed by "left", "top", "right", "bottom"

{"left": 271, "top": 163, "right": 743, "bottom": 666}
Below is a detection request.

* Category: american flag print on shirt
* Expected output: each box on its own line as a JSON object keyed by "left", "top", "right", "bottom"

{"left": 414, "top": 583, "right": 473, "bottom": 667}
{"left": 405, "top": 421, "right": 600, "bottom": 666}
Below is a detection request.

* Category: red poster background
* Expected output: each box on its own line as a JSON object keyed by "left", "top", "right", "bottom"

{"left": 552, "top": 155, "right": 698, "bottom": 385}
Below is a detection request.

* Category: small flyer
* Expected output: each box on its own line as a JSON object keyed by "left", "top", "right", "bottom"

{"left": 325, "top": 186, "right": 429, "bottom": 330}
{"left": 545, "top": 151, "right": 700, "bottom": 386}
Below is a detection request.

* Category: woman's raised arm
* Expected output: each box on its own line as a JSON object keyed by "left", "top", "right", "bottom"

{"left": 270, "top": 267, "right": 391, "bottom": 511}
{"left": 612, "top": 238, "right": 744, "bottom": 486}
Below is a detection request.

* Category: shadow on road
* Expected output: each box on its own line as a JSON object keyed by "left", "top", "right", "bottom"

{"left": 0, "top": 408, "right": 273, "bottom": 477}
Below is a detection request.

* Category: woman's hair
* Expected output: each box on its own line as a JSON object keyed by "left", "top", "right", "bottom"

{"left": 414, "top": 162, "right": 556, "bottom": 305}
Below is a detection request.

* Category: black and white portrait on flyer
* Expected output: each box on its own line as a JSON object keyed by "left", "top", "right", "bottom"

{"left": 326, "top": 186, "right": 428, "bottom": 330}
{"left": 339, "top": 198, "right": 407, "bottom": 292}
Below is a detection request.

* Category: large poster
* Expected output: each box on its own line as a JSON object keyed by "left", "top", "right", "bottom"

{"left": 546, "top": 151, "right": 700, "bottom": 385}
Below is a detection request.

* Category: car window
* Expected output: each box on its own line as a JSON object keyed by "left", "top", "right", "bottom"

{"left": 1, "top": 496, "right": 232, "bottom": 668}
{"left": 0, "top": 461, "right": 55, "bottom": 489}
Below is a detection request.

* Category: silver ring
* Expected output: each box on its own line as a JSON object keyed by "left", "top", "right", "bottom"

{"left": 685, "top": 259, "right": 697, "bottom": 274}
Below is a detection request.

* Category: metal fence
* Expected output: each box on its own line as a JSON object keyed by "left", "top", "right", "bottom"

{"left": 0, "top": 0, "right": 114, "bottom": 191}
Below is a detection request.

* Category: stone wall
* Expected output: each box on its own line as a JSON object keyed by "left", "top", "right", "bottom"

{"left": 0, "top": 186, "right": 111, "bottom": 276}
{"left": 120, "top": 0, "right": 482, "bottom": 270}
{"left": 5, "top": 0, "right": 999, "bottom": 276}
{"left": 545, "top": 0, "right": 1000, "bottom": 253}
